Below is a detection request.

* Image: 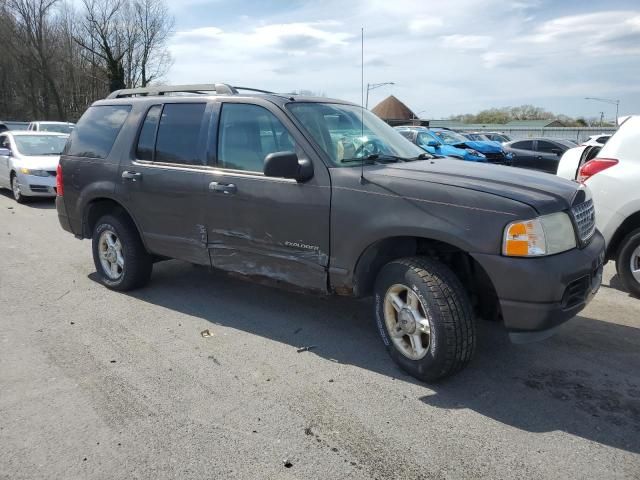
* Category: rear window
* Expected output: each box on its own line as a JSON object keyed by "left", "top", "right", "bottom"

{"left": 66, "top": 105, "right": 131, "bottom": 158}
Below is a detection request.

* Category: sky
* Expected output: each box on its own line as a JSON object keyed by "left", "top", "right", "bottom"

{"left": 166, "top": 0, "right": 640, "bottom": 120}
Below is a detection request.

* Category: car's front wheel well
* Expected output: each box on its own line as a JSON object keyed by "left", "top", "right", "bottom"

{"left": 354, "top": 236, "right": 501, "bottom": 321}
{"left": 606, "top": 211, "right": 640, "bottom": 261}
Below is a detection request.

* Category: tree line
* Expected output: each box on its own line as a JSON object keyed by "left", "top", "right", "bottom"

{"left": 0, "top": 0, "right": 174, "bottom": 122}
{"left": 449, "top": 105, "right": 611, "bottom": 127}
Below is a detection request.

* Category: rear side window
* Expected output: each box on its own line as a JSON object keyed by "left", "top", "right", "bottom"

{"left": 136, "top": 105, "right": 162, "bottom": 160}
{"left": 512, "top": 140, "right": 533, "bottom": 150}
{"left": 66, "top": 105, "right": 131, "bottom": 158}
{"left": 536, "top": 140, "right": 558, "bottom": 153}
{"left": 155, "top": 103, "right": 206, "bottom": 165}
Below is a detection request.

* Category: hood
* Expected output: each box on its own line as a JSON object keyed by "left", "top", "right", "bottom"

{"left": 370, "top": 158, "right": 579, "bottom": 214}
{"left": 14, "top": 155, "right": 60, "bottom": 170}
{"left": 453, "top": 140, "right": 502, "bottom": 153}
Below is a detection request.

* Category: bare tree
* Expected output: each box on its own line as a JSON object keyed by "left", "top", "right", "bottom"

{"left": 133, "top": 0, "right": 173, "bottom": 87}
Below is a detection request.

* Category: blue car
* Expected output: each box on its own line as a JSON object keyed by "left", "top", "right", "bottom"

{"left": 396, "top": 126, "right": 513, "bottom": 165}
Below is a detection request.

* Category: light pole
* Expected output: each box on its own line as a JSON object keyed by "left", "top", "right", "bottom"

{"left": 366, "top": 82, "right": 394, "bottom": 109}
{"left": 584, "top": 97, "right": 620, "bottom": 126}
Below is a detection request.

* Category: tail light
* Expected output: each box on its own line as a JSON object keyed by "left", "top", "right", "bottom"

{"left": 577, "top": 158, "right": 618, "bottom": 183}
{"left": 56, "top": 163, "right": 63, "bottom": 196}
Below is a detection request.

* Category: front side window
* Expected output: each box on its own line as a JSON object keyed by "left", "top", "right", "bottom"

{"left": 287, "top": 103, "right": 424, "bottom": 166}
{"left": 0, "top": 135, "right": 9, "bottom": 149}
{"left": 13, "top": 135, "right": 68, "bottom": 156}
{"left": 536, "top": 140, "right": 557, "bottom": 153}
{"left": 66, "top": 105, "right": 131, "bottom": 158}
{"left": 154, "top": 103, "right": 206, "bottom": 165}
{"left": 217, "top": 103, "right": 297, "bottom": 172}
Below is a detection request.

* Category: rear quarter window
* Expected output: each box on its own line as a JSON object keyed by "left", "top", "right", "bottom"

{"left": 65, "top": 105, "right": 131, "bottom": 158}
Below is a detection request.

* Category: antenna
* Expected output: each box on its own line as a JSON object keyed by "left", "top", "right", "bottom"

{"left": 360, "top": 27, "right": 366, "bottom": 184}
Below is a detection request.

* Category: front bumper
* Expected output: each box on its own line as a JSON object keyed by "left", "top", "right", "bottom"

{"left": 16, "top": 172, "right": 56, "bottom": 197}
{"left": 471, "top": 231, "right": 605, "bottom": 337}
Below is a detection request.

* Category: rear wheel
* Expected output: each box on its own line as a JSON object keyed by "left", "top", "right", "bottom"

{"left": 374, "top": 257, "right": 476, "bottom": 382}
{"left": 92, "top": 214, "right": 152, "bottom": 291}
{"left": 616, "top": 228, "right": 640, "bottom": 297}
{"left": 11, "top": 174, "right": 26, "bottom": 203}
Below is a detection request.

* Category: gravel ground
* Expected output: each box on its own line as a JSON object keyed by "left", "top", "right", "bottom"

{"left": 1, "top": 191, "right": 639, "bottom": 480}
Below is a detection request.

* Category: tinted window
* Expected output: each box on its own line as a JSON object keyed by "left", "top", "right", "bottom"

{"left": 512, "top": 140, "right": 533, "bottom": 150}
{"left": 66, "top": 105, "right": 131, "bottom": 158}
{"left": 218, "top": 104, "right": 297, "bottom": 172}
{"left": 155, "top": 103, "right": 206, "bottom": 165}
{"left": 136, "top": 105, "right": 161, "bottom": 161}
{"left": 537, "top": 140, "right": 559, "bottom": 153}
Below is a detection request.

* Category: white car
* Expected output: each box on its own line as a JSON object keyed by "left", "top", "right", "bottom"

{"left": 27, "top": 121, "right": 75, "bottom": 134}
{"left": 0, "top": 131, "right": 68, "bottom": 203}
{"left": 570, "top": 116, "right": 640, "bottom": 296}
{"left": 556, "top": 134, "right": 612, "bottom": 181}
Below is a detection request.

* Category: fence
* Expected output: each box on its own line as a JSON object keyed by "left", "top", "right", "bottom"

{"left": 455, "top": 126, "right": 617, "bottom": 143}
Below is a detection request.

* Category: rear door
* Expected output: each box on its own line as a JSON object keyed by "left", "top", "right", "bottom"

{"left": 117, "top": 101, "right": 212, "bottom": 265}
{"left": 202, "top": 100, "right": 331, "bottom": 291}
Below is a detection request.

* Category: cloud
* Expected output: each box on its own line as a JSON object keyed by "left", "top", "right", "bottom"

{"left": 166, "top": 0, "right": 640, "bottom": 118}
{"left": 441, "top": 34, "right": 493, "bottom": 51}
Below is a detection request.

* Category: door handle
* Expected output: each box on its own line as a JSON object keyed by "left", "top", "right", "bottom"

{"left": 209, "top": 181, "right": 237, "bottom": 194}
{"left": 122, "top": 171, "right": 142, "bottom": 181}
{"left": 536, "top": 156, "right": 543, "bottom": 160}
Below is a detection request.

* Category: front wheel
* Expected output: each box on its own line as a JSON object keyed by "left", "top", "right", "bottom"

{"left": 374, "top": 257, "right": 476, "bottom": 382}
{"left": 92, "top": 214, "right": 152, "bottom": 291}
{"left": 11, "top": 175, "right": 26, "bottom": 203}
{"left": 616, "top": 228, "right": 640, "bottom": 297}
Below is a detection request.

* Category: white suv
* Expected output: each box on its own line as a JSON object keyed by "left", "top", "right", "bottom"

{"left": 574, "top": 116, "right": 640, "bottom": 296}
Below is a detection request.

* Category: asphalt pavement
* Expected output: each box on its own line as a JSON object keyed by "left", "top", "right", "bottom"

{"left": 1, "top": 191, "right": 639, "bottom": 479}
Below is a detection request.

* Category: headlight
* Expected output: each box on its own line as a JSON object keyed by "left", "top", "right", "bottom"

{"left": 465, "top": 148, "right": 485, "bottom": 158}
{"left": 20, "top": 168, "right": 49, "bottom": 176}
{"left": 503, "top": 212, "right": 576, "bottom": 257}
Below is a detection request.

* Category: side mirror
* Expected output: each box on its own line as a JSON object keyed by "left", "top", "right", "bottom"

{"left": 0, "top": 147, "right": 11, "bottom": 156}
{"left": 264, "top": 151, "right": 313, "bottom": 182}
{"left": 427, "top": 140, "right": 440, "bottom": 147}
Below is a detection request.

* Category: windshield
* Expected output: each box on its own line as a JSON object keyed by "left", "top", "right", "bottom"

{"left": 286, "top": 103, "right": 425, "bottom": 166}
{"left": 431, "top": 130, "right": 469, "bottom": 145}
{"left": 39, "top": 123, "right": 74, "bottom": 134}
{"left": 13, "top": 135, "right": 68, "bottom": 156}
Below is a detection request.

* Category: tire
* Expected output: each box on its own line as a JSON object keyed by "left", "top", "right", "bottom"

{"left": 11, "top": 174, "right": 26, "bottom": 204}
{"left": 374, "top": 257, "right": 476, "bottom": 382}
{"left": 615, "top": 228, "right": 640, "bottom": 297}
{"left": 92, "top": 214, "right": 152, "bottom": 291}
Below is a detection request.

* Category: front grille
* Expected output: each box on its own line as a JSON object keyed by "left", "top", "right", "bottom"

{"left": 484, "top": 152, "right": 504, "bottom": 161}
{"left": 28, "top": 185, "right": 50, "bottom": 192}
{"left": 571, "top": 199, "right": 596, "bottom": 245}
{"left": 47, "top": 170, "right": 57, "bottom": 176}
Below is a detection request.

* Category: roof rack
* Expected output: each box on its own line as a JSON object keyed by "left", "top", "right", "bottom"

{"left": 106, "top": 83, "right": 276, "bottom": 99}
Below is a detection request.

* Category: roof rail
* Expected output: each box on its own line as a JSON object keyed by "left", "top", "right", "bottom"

{"left": 106, "top": 83, "right": 240, "bottom": 99}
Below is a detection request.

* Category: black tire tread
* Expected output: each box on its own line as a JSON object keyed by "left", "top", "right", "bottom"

{"left": 388, "top": 256, "right": 476, "bottom": 379}
{"left": 615, "top": 228, "right": 640, "bottom": 297}
{"left": 92, "top": 213, "right": 152, "bottom": 291}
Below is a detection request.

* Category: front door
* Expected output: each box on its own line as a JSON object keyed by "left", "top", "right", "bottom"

{"left": 203, "top": 101, "right": 331, "bottom": 292}
{"left": 117, "top": 102, "right": 212, "bottom": 265}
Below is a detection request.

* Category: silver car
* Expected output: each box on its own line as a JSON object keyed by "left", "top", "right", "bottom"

{"left": 0, "top": 131, "right": 68, "bottom": 203}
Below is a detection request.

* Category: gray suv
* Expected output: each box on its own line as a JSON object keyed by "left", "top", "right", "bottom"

{"left": 55, "top": 84, "right": 605, "bottom": 381}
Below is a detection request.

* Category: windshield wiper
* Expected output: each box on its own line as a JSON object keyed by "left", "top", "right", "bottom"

{"left": 406, "top": 152, "right": 433, "bottom": 161}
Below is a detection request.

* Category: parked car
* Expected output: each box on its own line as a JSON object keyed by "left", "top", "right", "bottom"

{"left": 566, "top": 116, "right": 640, "bottom": 296}
{"left": 28, "top": 121, "right": 75, "bottom": 134}
{"left": 56, "top": 83, "right": 604, "bottom": 382}
{"left": 0, "top": 121, "right": 29, "bottom": 133}
{"left": 581, "top": 134, "right": 611, "bottom": 147}
{"left": 463, "top": 131, "right": 511, "bottom": 144}
{"left": 395, "top": 126, "right": 513, "bottom": 164}
{"left": 0, "top": 131, "right": 68, "bottom": 202}
{"left": 503, "top": 138, "right": 575, "bottom": 173}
